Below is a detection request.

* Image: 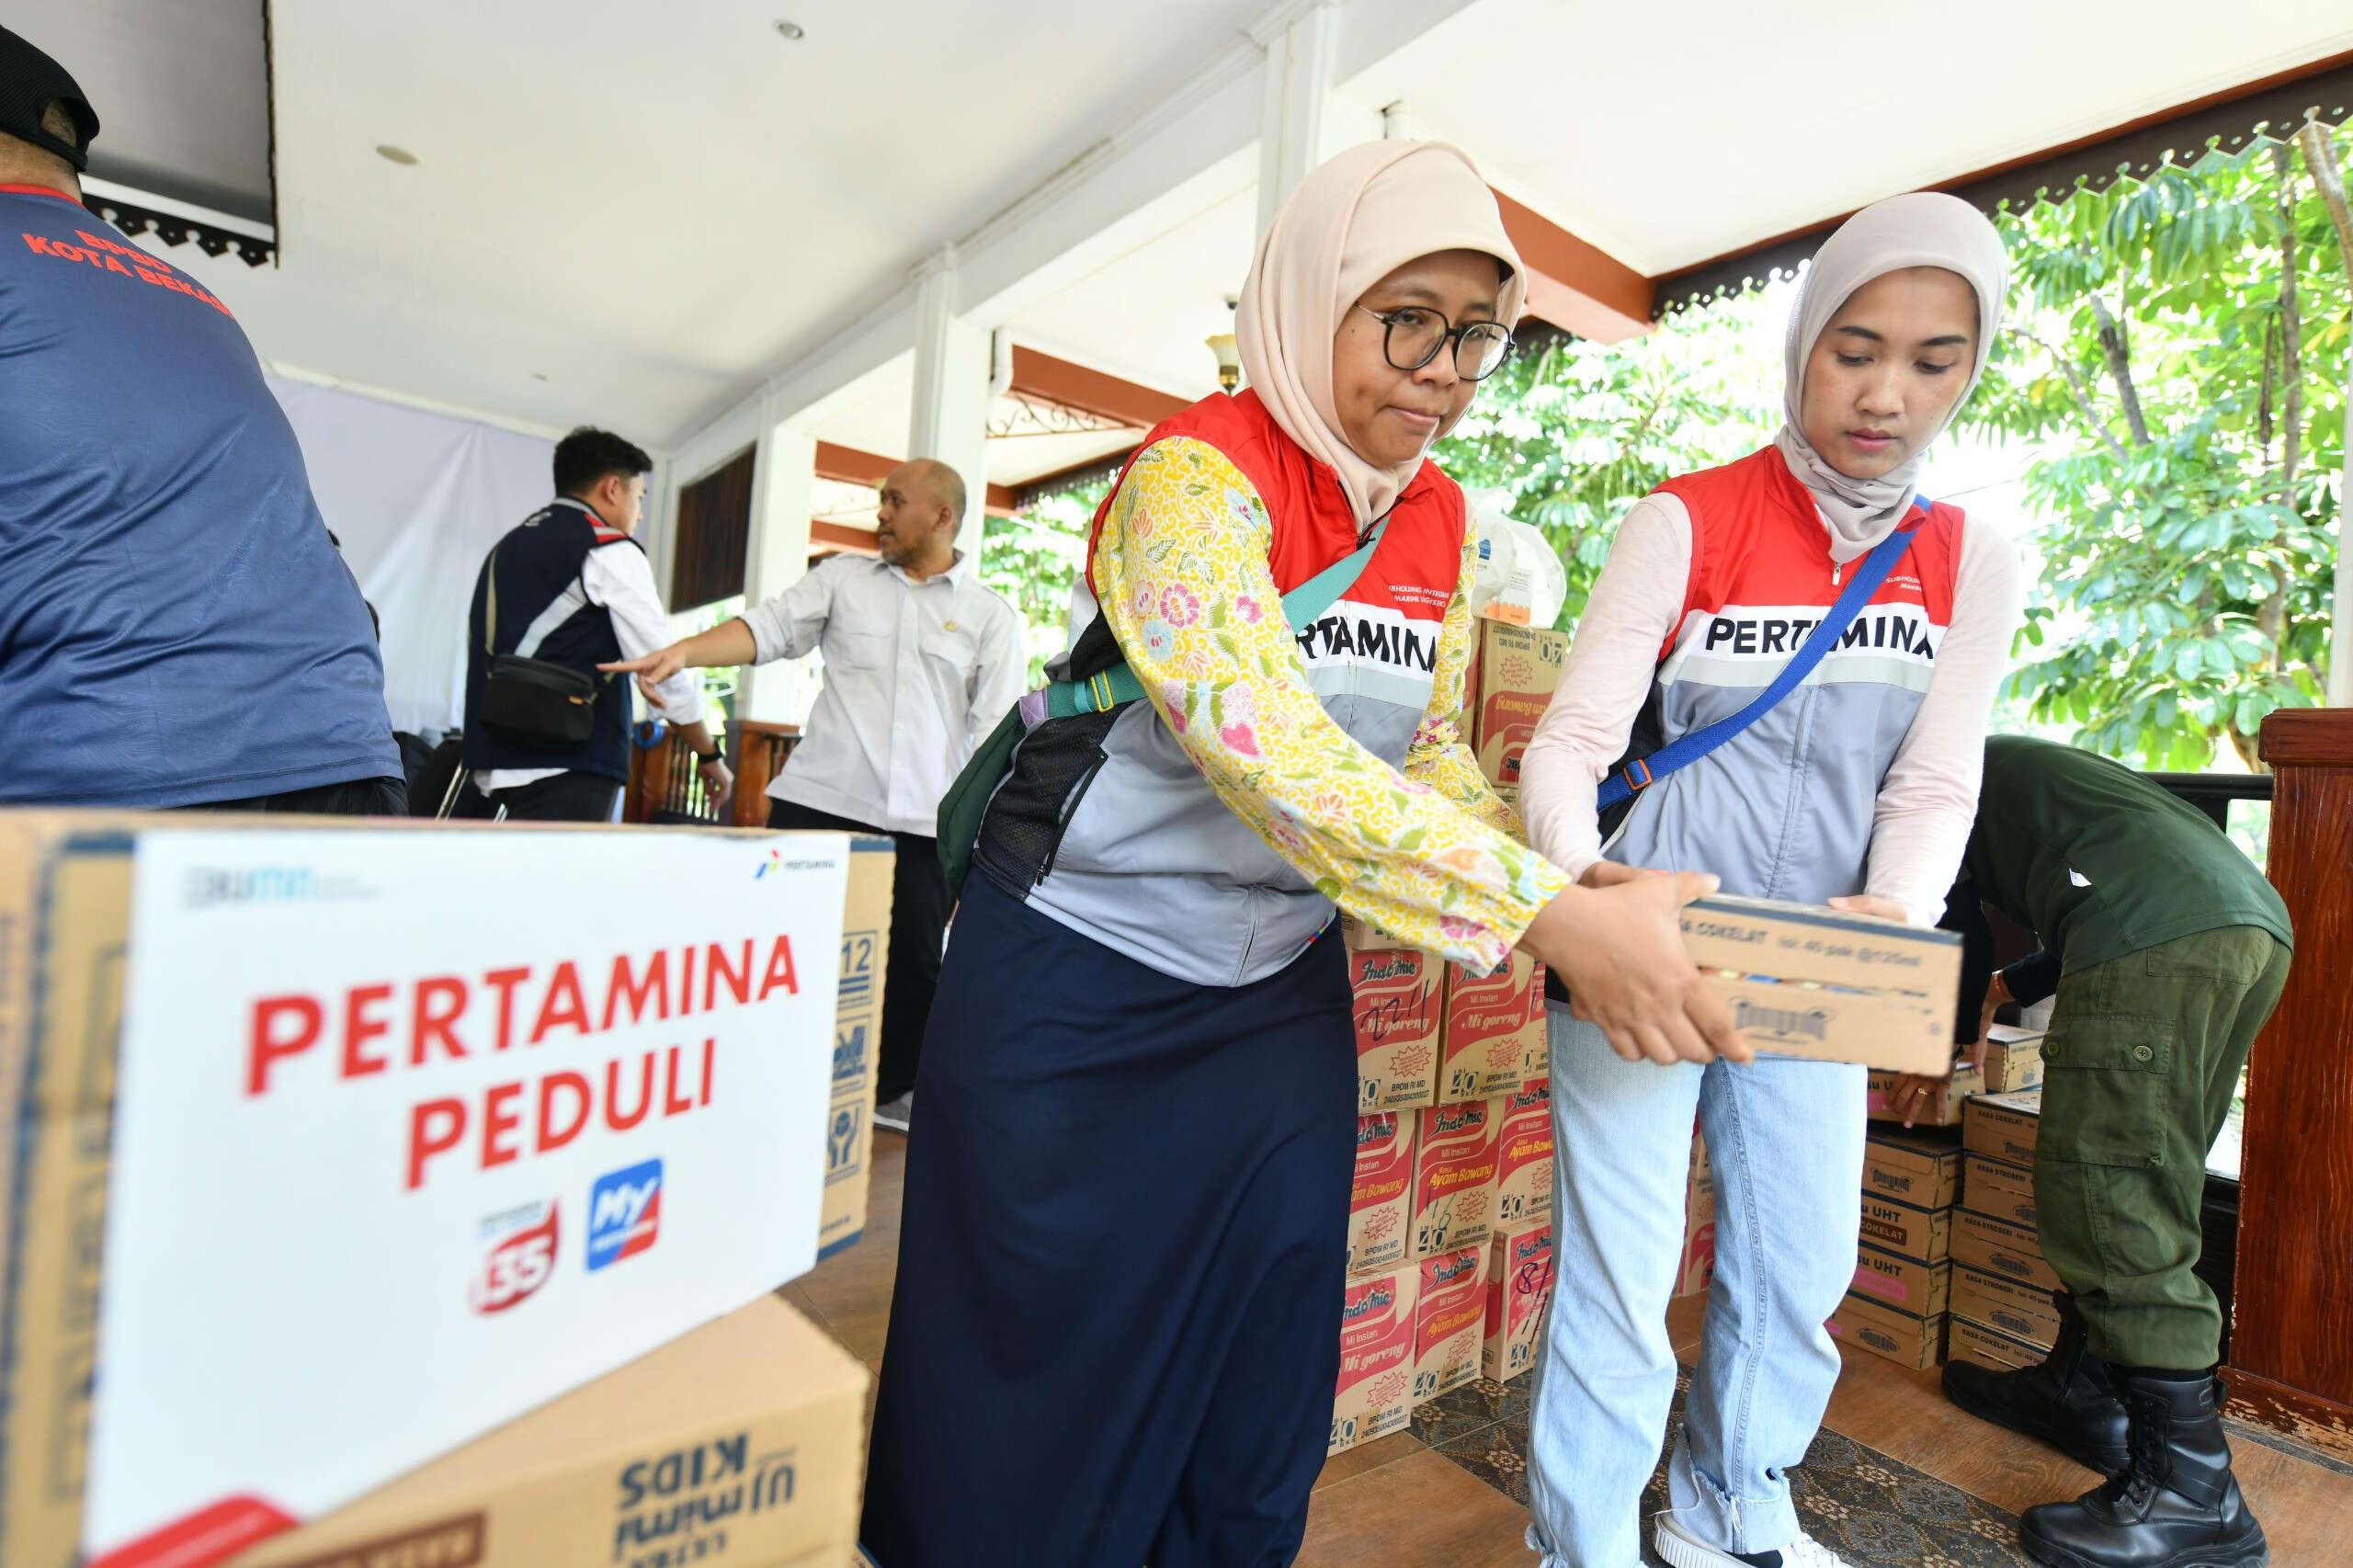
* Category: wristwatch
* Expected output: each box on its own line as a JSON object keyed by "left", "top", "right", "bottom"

{"left": 695, "top": 747, "right": 722, "bottom": 764}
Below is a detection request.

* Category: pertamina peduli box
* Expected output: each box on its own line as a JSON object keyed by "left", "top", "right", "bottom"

{"left": 1490, "top": 1078, "right": 1553, "bottom": 1230}
{"left": 1411, "top": 1244, "right": 1489, "bottom": 1408}
{"left": 1411, "top": 1097, "right": 1502, "bottom": 1258}
{"left": 0, "top": 812, "right": 881, "bottom": 1568}
{"left": 1680, "top": 894, "right": 1959, "bottom": 1074}
{"left": 1346, "top": 935, "right": 1443, "bottom": 1113}
{"left": 1347, "top": 1111, "right": 1416, "bottom": 1277}
{"left": 1483, "top": 1222, "right": 1554, "bottom": 1382}
{"left": 1330, "top": 1263, "right": 1420, "bottom": 1456}
{"left": 1469, "top": 619, "right": 1567, "bottom": 788}
{"left": 1440, "top": 953, "right": 1542, "bottom": 1103}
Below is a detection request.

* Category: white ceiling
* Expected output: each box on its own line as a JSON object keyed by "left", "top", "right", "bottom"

{"left": 131, "top": 0, "right": 2353, "bottom": 484}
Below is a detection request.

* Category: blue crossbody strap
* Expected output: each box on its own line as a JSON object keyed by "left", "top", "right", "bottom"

{"left": 1596, "top": 502, "right": 1927, "bottom": 810}
{"left": 1044, "top": 516, "right": 1392, "bottom": 719}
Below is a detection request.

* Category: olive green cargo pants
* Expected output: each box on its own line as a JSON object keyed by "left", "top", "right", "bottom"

{"left": 2035, "top": 926, "right": 2290, "bottom": 1370}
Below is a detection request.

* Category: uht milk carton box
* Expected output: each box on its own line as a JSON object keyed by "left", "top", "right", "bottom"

{"left": 1412, "top": 1098, "right": 1502, "bottom": 1258}
{"left": 1348, "top": 1111, "right": 1415, "bottom": 1277}
{"left": 1330, "top": 1263, "right": 1419, "bottom": 1456}
{"left": 1441, "top": 953, "right": 1542, "bottom": 1103}
{"left": 1483, "top": 1222, "right": 1554, "bottom": 1382}
{"left": 1411, "top": 1244, "right": 1488, "bottom": 1408}
{"left": 1347, "top": 941, "right": 1442, "bottom": 1112}
{"left": 0, "top": 813, "right": 866, "bottom": 1568}
{"left": 1491, "top": 1078, "right": 1553, "bottom": 1229}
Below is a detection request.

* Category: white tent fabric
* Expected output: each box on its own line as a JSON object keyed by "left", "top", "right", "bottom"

{"left": 267, "top": 375, "right": 554, "bottom": 733}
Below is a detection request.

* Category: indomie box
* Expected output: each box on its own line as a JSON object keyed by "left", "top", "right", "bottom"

{"left": 1964, "top": 1089, "right": 2042, "bottom": 1168}
{"left": 1490, "top": 1078, "right": 1553, "bottom": 1230}
{"left": 1469, "top": 620, "right": 1567, "bottom": 787}
{"left": 1412, "top": 1098, "right": 1502, "bottom": 1259}
{"left": 1863, "top": 1126, "right": 1964, "bottom": 1210}
{"left": 1850, "top": 1246, "right": 1951, "bottom": 1319}
{"left": 1831, "top": 1292, "right": 1947, "bottom": 1370}
{"left": 1952, "top": 1265, "right": 2061, "bottom": 1350}
{"left": 1483, "top": 1223, "right": 1553, "bottom": 1383}
{"left": 1675, "top": 1142, "right": 1717, "bottom": 1300}
{"left": 1440, "top": 952, "right": 1541, "bottom": 1103}
{"left": 1348, "top": 1111, "right": 1416, "bottom": 1277}
{"left": 1348, "top": 946, "right": 1443, "bottom": 1112}
{"left": 1410, "top": 1244, "right": 1488, "bottom": 1408}
{"left": 1858, "top": 1194, "right": 1952, "bottom": 1266}
{"left": 1330, "top": 1263, "right": 1420, "bottom": 1456}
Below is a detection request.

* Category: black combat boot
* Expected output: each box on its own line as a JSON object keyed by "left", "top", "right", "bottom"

{"left": 2019, "top": 1369, "right": 2268, "bottom": 1568}
{"left": 1943, "top": 1291, "right": 2131, "bottom": 1474}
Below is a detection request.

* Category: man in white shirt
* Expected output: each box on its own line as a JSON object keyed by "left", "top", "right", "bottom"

{"left": 459, "top": 428, "right": 732, "bottom": 822}
{"left": 611, "top": 458, "right": 1026, "bottom": 1129}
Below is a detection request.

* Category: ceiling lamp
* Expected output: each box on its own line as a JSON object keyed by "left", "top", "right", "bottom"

{"left": 375, "top": 144, "right": 419, "bottom": 165}
{"left": 774, "top": 19, "right": 806, "bottom": 40}
{"left": 1206, "top": 333, "right": 1240, "bottom": 393}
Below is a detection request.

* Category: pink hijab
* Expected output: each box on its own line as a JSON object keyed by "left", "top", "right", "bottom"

{"left": 1236, "top": 141, "right": 1526, "bottom": 527}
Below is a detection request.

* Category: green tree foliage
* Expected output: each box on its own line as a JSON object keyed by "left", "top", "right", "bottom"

{"left": 1962, "top": 126, "right": 2353, "bottom": 768}
{"left": 981, "top": 482, "right": 1106, "bottom": 685}
{"left": 1435, "top": 293, "right": 1784, "bottom": 630}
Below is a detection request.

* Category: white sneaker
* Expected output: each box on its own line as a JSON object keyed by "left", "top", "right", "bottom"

{"left": 1653, "top": 1514, "right": 1851, "bottom": 1568}
{"left": 872, "top": 1093, "right": 913, "bottom": 1133}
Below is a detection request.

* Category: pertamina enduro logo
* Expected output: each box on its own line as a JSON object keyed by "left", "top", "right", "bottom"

{"left": 471, "top": 1199, "right": 559, "bottom": 1313}
{"left": 587, "top": 1158, "right": 664, "bottom": 1270}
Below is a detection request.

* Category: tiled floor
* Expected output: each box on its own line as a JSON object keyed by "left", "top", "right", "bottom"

{"left": 796, "top": 1132, "right": 2353, "bottom": 1565}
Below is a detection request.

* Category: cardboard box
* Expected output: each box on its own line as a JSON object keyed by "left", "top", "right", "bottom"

{"left": 1410, "top": 1244, "right": 1489, "bottom": 1408}
{"left": 1850, "top": 1245, "right": 1951, "bottom": 1319}
{"left": 1483, "top": 1223, "right": 1553, "bottom": 1383}
{"left": 1440, "top": 952, "right": 1541, "bottom": 1104}
{"left": 1982, "top": 1026, "right": 2047, "bottom": 1094}
{"left": 1674, "top": 1145, "right": 1717, "bottom": 1300}
{"left": 1411, "top": 1098, "right": 1502, "bottom": 1259}
{"left": 1866, "top": 1062, "right": 1983, "bottom": 1126}
{"left": 0, "top": 812, "right": 870, "bottom": 1568}
{"left": 1858, "top": 1194, "right": 1952, "bottom": 1266}
{"left": 1964, "top": 1089, "right": 2043, "bottom": 1168}
{"left": 1330, "top": 1264, "right": 1420, "bottom": 1456}
{"left": 1347, "top": 946, "right": 1444, "bottom": 1112}
{"left": 223, "top": 1295, "right": 864, "bottom": 1568}
{"left": 1682, "top": 894, "right": 1961, "bottom": 1006}
{"left": 1949, "top": 1314, "right": 2046, "bottom": 1373}
{"left": 1702, "top": 971, "right": 1950, "bottom": 1074}
{"left": 1954, "top": 1209, "right": 2059, "bottom": 1293}
{"left": 1831, "top": 1292, "right": 1948, "bottom": 1370}
{"left": 1963, "top": 1153, "right": 2039, "bottom": 1230}
{"left": 1863, "top": 1127, "right": 1965, "bottom": 1210}
{"left": 1348, "top": 1111, "right": 1416, "bottom": 1278}
{"left": 1951, "top": 1265, "right": 2061, "bottom": 1350}
{"left": 1339, "top": 911, "right": 1408, "bottom": 950}
{"left": 822, "top": 844, "right": 896, "bottom": 1261}
{"left": 1470, "top": 620, "right": 1567, "bottom": 787}
{"left": 1490, "top": 1078, "right": 1553, "bottom": 1230}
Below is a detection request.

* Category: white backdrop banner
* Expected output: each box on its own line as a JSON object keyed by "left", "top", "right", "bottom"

{"left": 267, "top": 376, "right": 555, "bottom": 733}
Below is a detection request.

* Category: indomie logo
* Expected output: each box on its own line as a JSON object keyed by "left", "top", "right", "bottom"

{"left": 1428, "top": 1253, "right": 1477, "bottom": 1287}
{"left": 586, "top": 1158, "right": 662, "bottom": 1270}
{"left": 1429, "top": 1105, "right": 1482, "bottom": 1135}
{"left": 1342, "top": 1283, "right": 1395, "bottom": 1322}
{"left": 1356, "top": 956, "right": 1416, "bottom": 983}
{"left": 1357, "top": 1114, "right": 1396, "bottom": 1149}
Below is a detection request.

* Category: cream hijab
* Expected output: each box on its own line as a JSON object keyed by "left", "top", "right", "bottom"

{"left": 1237, "top": 141, "right": 1526, "bottom": 527}
{"left": 1773, "top": 191, "right": 2010, "bottom": 560}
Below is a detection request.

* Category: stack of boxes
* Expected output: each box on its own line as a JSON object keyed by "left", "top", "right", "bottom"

{"left": 1674, "top": 1133, "right": 1715, "bottom": 1298}
{"left": 1831, "top": 1030, "right": 2052, "bottom": 1374}
{"left": 1330, "top": 620, "right": 1564, "bottom": 1457}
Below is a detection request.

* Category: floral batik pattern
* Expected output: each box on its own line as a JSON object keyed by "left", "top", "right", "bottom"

{"left": 1092, "top": 436, "right": 1568, "bottom": 972}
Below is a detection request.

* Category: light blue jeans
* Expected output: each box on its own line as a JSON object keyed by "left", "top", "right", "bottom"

{"left": 1526, "top": 1008, "right": 1866, "bottom": 1566}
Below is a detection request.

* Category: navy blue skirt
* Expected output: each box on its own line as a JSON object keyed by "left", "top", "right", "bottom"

{"left": 860, "top": 876, "right": 1358, "bottom": 1568}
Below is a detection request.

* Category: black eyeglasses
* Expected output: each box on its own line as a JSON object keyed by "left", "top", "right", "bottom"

{"left": 1353, "top": 303, "right": 1515, "bottom": 381}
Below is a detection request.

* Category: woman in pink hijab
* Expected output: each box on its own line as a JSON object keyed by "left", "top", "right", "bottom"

{"left": 858, "top": 142, "right": 1742, "bottom": 1567}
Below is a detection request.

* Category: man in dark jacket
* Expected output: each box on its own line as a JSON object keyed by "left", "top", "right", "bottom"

{"left": 1897, "top": 735, "right": 2290, "bottom": 1568}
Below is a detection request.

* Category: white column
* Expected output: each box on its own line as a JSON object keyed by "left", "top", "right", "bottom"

{"left": 909, "top": 244, "right": 994, "bottom": 559}
{"left": 1255, "top": 5, "right": 1338, "bottom": 236}
{"left": 733, "top": 425, "right": 816, "bottom": 725}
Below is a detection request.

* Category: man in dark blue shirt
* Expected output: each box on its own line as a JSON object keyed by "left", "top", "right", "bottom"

{"left": 0, "top": 26, "right": 403, "bottom": 812}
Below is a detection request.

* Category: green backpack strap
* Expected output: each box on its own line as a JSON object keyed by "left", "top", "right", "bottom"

{"left": 939, "top": 515, "right": 1392, "bottom": 891}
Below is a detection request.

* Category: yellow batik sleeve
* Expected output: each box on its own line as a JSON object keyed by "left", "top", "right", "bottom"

{"left": 1092, "top": 436, "right": 1569, "bottom": 971}
{"left": 1404, "top": 521, "right": 1526, "bottom": 842}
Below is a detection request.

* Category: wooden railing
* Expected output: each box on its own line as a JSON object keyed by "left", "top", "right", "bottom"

{"left": 625, "top": 720, "right": 798, "bottom": 827}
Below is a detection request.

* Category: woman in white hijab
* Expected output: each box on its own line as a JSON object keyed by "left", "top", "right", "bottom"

{"left": 1516, "top": 192, "right": 2022, "bottom": 1568}
{"left": 858, "top": 142, "right": 1743, "bottom": 1568}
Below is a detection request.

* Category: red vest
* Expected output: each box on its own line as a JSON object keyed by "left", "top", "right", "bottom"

{"left": 1084, "top": 391, "right": 1470, "bottom": 676}
{"left": 1652, "top": 446, "right": 1963, "bottom": 664}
